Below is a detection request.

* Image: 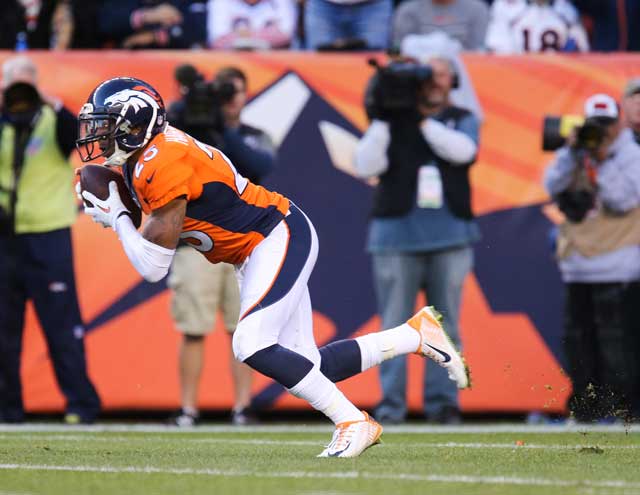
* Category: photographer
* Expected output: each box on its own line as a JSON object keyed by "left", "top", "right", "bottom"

{"left": 622, "top": 78, "right": 640, "bottom": 144}
{"left": 354, "top": 57, "right": 480, "bottom": 424}
{"left": 167, "top": 65, "right": 276, "bottom": 426}
{"left": 544, "top": 93, "right": 640, "bottom": 422}
{"left": 0, "top": 55, "right": 100, "bottom": 424}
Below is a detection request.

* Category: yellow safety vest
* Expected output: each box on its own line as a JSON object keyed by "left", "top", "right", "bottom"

{"left": 0, "top": 105, "right": 76, "bottom": 233}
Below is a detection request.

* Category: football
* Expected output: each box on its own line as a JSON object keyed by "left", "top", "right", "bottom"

{"left": 79, "top": 164, "right": 142, "bottom": 228}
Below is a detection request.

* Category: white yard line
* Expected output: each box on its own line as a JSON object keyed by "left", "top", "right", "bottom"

{"left": 0, "top": 463, "right": 639, "bottom": 490}
{"left": 1, "top": 435, "right": 638, "bottom": 451}
{"left": 406, "top": 442, "right": 640, "bottom": 450}
{"left": 0, "top": 435, "right": 317, "bottom": 446}
{"left": 0, "top": 423, "right": 638, "bottom": 434}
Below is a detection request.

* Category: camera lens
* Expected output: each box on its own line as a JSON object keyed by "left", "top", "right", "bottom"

{"left": 576, "top": 119, "right": 606, "bottom": 151}
{"left": 4, "top": 82, "right": 41, "bottom": 114}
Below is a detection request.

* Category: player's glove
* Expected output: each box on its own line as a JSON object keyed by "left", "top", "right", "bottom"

{"left": 81, "top": 181, "right": 131, "bottom": 230}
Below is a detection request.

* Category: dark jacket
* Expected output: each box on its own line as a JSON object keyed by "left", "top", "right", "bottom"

{"left": 373, "top": 106, "right": 475, "bottom": 219}
{"left": 573, "top": 0, "right": 640, "bottom": 51}
{"left": 168, "top": 99, "right": 276, "bottom": 184}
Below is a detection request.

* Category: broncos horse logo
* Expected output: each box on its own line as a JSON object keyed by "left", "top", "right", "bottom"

{"left": 104, "top": 88, "right": 161, "bottom": 114}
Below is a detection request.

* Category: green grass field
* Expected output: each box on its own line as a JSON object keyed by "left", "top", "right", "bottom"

{"left": 1, "top": 424, "right": 639, "bottom": 495}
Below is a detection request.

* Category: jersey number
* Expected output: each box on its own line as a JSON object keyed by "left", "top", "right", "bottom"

{"left": 190, "top": 136, "right": 249, "bottom": 195}
{"left": 180, "top": 231, "right": 214, "bottom": 253}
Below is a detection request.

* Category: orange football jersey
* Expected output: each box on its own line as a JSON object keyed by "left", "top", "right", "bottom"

{"left": 123, "top": 126, "right": 289, "bottom": 265}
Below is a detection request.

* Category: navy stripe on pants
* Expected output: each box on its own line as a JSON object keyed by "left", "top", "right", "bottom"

{"left": 241, "top": 203, "right": 312, "bottom": 321}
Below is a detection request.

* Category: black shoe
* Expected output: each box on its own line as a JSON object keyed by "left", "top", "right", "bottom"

{"left": 426, "top": 406, "right": 462, "bottom": 425}
{"left": 231, "top": 407, "right": 258, "bottom": 426}
{"left": 0, "top": 416, "right": 24, "bottom": 424}
{"left": 1, "top": 409, "right": 25, "bottom": 423}
{"left": 169, "top": 409, "right": 199, "bottom": 427}
{"left": 64, "top": 413, "right": 96, "bottom": 425}
{"left": 373, "top": 406, "right": 406, "bottom": 425}
{"left": 375, "top": 414, "right": 405, "bottom": 425}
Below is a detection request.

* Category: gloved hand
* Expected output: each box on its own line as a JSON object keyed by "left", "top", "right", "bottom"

{"left": 80, "top": 181, "right": 131, "bottom": 230}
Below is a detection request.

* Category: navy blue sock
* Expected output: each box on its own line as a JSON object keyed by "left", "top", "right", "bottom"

{"left": 244, "top": 344, "right": 314, "bottom": 389}
{"left": 319, "top": 340, "right": 362, "bottom": 383}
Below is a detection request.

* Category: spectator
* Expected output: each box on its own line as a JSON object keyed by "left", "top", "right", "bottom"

{"left": 392, "top": 0, "right": 489, "bottom": 51}
{"left": 0, "top": 55, "right": 100, "bottom": 424}
{"left": 304, "top": 0, "right": 393, "bottom": 51}
{"left": 486, "top": 0, "right": 589, "bottom": 53}
{"left": 354, "top": 57, "right": 480, "bottom": 424}
{"left": 573, "top": 0, "right": 640, "bottom": 52}
{"left": 0, "top": 1, "right": 106, "bottom": 50}
{"left": 68, "top": 1, "right": 104, "bottom": 49}
{"left": 98, "top": 0, "right": 207, "bottom": 49}
{"left": 50, "top": 0, "right": 74, "bottom": 49}
{"left": 544, "top": 93, "right": 640, "bottom": 423}
{"left": 622, "top": 78, "right": 640, "bottom": 418}
{"left": 623, "top": 78, "right": 640, "bottom": 144}
{"left": 167, "top": 66, "right": 276, "bottom": 426}
{"left": 0, "top": 0, "right": 67, "bottom": 49}
{"left": 208, "top": 0, "right": 296, "bottom": 49}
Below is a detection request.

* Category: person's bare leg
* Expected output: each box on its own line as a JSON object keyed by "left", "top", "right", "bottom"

{"left": 230, "top": 352, "right": 253, "bottom": 412}
{"left": 180, "top": 335, "right": 205, "bottom": 414}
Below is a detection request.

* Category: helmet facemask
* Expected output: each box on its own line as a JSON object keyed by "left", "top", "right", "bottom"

{"left": 77, "top": 92, "right": 163, "bottom": 166}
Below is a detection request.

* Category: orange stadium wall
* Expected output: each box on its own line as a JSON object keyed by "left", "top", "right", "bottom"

{"left": 4, "top": 51, "right": 640, "bottom": 416}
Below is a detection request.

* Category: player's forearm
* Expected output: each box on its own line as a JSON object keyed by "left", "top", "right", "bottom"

{"left": 114, "top": 215, "right": 175, "bottom": 282}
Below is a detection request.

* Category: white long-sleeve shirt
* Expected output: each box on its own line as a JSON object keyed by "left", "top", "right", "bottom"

{"left": 354, "top": 117, "right": 478, "bottom": 179}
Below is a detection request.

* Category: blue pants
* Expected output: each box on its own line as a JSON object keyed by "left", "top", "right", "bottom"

{"left": 0, "top": 228, "right": 100, "bottom": 422}
{"left": 372, "top": 246, "right": 473, "bottom": 421}
{"left": 304, "top": 0, "right": 392, "bottom": 50}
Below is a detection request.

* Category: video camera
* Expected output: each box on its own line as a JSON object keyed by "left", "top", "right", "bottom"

{"left": 365, "top": 59, "right": 433, "bottom": 118}
{"left": 542, "top": 115, "right": 609, "bottom": 152}
{"left": 174, "top": 64, "right": 237, "bottom": 129}
{"left": 543, "top": 114, "right": 611, "bottom": 222}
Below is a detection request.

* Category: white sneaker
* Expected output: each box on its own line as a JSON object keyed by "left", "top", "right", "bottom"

{"left": 170, "top": 409, "right": 199, "bottom": 427}
{"left": 317, "top": 411, "right": 383, "bottom": 458}
{"left": 407, "top": 306, "right": 471, "bottom": 389}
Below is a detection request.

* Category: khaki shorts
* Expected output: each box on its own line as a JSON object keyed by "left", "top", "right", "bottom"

{"left": 167, "top": 246, "right": 240, "bottom": 335}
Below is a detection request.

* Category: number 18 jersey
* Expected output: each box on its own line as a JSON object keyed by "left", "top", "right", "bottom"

{"left": 486, "top": 0, "right": 589, "bottom": 54}
{"left": 123, "top": 125, "right": 290, "bottom": 265}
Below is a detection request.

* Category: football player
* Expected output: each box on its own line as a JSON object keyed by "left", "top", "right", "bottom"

{"left": 485, "top": 0, "right": 589, "bottom": 54}
{"left": 75, "top": 77, "right": 470, "bottom": 457}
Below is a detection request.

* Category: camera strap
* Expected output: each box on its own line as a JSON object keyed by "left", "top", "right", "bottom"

{"left": 2, "top": 118, "right": 36, "bottom": 237}
{"left": 0, "top": 110, "right": 38, "bottom": 293}
{"left": 571, "top": 151, "right": 598, "bottom": 190}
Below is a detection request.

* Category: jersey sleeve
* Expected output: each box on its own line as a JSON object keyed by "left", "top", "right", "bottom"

{"left": 133, "top": 141, "right": 193, "bottom": 211}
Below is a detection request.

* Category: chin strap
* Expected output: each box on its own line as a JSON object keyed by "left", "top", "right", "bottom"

{"left": 104, "top": 145, "right": 135, "bottom": 166}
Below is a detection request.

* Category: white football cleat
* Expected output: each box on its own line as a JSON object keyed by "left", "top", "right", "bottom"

{"left": 408, "top": 306, "right": 471, "bottom": 389}
{"left": 317, "top": 411, "right": 383, "bottom": 458}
